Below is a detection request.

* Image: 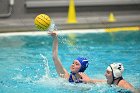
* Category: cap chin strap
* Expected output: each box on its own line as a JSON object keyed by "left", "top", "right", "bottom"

{"left": 109, "top": 65, "right": 115, "bottom": 84}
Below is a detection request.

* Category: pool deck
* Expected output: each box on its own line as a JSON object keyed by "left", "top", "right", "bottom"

{"left": 0, "top": 0, "right": 140, "bottom": 33}
{"left": 0, "top": 12, "right": 140, "bottom": 33}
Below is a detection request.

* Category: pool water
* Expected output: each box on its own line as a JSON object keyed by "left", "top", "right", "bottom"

{"left": 0, "top": 31, "right": 140, "bottom": 93}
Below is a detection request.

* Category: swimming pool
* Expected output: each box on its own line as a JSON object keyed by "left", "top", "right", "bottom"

{"left": 0, "top": 30, "right": 140, "bottom": 93}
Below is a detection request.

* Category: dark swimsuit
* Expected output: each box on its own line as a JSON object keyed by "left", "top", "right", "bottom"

{"left": 69, "top": 73, "right": 82, "bottom": 83}
{"left": 117, "top": 77, "right": 132, "bottom": 93}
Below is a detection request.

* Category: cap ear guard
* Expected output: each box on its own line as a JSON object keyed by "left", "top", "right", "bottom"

{"left": 76, "top": 57, "right": 89, "bottom": 72}
{"left": 85, "top": 62, "right": 89, "bottom": 68}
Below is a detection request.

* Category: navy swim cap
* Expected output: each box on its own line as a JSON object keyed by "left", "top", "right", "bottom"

{"left": 76, "top": 57, "right": 89, "bottom": 72}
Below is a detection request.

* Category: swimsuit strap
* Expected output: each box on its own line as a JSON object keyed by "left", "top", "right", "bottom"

{"left": 68, "top": 72, "right": 82, "bottom": 83}
{"left": 69, "top": 73, "right": 74, "bottom": 82}
{"left": 116, "top": 77, "right": 123, "bottom": 85}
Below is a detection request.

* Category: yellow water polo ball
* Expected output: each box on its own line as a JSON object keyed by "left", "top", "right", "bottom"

{"left": 34, "top": 14, "right": 51, "bottom": 31}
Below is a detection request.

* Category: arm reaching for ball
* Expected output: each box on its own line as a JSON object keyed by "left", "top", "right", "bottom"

{"left": 48, "top": 31, "right": 69, "bottom": 79}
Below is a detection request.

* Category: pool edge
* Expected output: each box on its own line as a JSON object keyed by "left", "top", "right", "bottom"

{"left": 0, "top": 26, "right": 140, "bottom": 36}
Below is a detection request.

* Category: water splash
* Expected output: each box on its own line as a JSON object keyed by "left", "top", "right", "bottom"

{"left": 36, "top": 76, "right": 93, "bottom": 92}
{"left": 47, "top": 20, "right": 57, "bottom": 31}
{"left": 40, "top": 54, "right": 50, "bottom": 79}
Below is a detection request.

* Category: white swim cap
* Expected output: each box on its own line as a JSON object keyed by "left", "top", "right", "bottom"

{"left": 107, "top": 63, "right": 124, "bottom": 79}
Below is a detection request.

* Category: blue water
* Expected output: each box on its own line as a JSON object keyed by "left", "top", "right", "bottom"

{"left": 0, "top": 31, "right": 140, "bottom": 93}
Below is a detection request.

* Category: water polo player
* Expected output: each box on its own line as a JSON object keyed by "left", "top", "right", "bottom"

{"left": 79, "top": 63, "right": 134, "bottom": 91}
{"left": 105, "top": 63, "right": 134, "bottom": 90}
{"left": 48, "top": 31, "right": 89, "bottom": 83}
